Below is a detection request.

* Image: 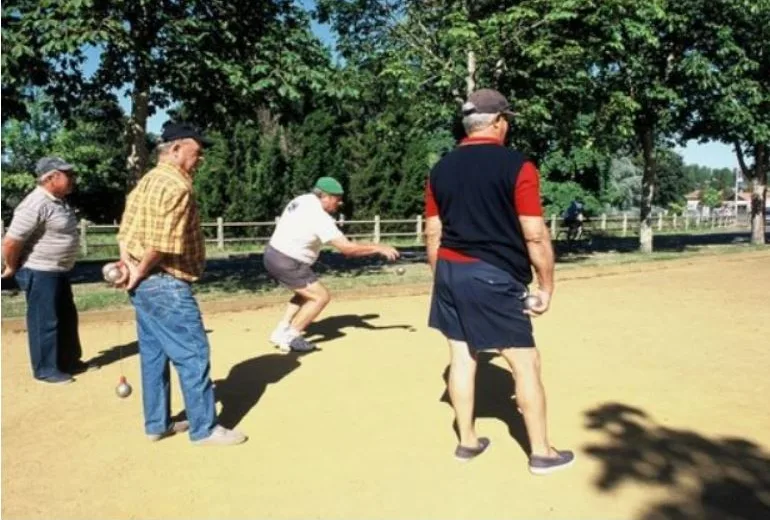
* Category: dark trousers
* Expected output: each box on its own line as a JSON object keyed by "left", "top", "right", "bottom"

{"left": 14, "top": 268, "right": 83, "bottom": 379}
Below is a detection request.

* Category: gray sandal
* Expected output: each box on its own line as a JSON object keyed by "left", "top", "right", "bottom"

{"left": 454, "top": 437, "right": 491, "bottom": 461}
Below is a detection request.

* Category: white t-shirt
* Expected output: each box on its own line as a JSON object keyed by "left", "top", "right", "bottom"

{"left": 269, "top": 193, "right": 344, "bottom": 264}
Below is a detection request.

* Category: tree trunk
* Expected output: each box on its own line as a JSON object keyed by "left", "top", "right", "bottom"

{"left": 126, "top": 75, "right": 150, "bottom": 182}
{"left": 736, "top": 142, "right": 767, "bottom": 245}
{"left": 750, "top": 142, "right": 767, "bottom": 245}
{"left": 750, "top": 178, "right": 766, "bottom": 244}
{"left": 466, "top": 50, "right": 476, "bottom": 96}
{"left": 639, "top": 127, "right": 656, "bottom": 253}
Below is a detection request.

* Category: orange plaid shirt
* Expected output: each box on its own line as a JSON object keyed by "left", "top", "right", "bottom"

{"left": 117, "top": 162, "right": 205, "bottom": 282}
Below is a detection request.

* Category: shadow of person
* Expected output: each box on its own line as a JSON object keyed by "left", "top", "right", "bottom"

{"left": 440, "top": 352, "right": 530, "bottom": 455}
{"left": 87, "top": 329, "right": 213, "bottom": 369}
{"left": 304, "top": 313, "right": 415, "bottom": 345}
{"left": 86, "top": 340, "right": 139, "bottom": 368}
{"left": 213, "top": 351, "right": 316, "bottom": 429}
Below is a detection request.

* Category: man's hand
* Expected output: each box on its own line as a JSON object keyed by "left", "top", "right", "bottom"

{"left": 114, "top": 259, "right": 144, "bottom": 291}
{"left": 124, "top": 262, "right": 144, "bottom": 291}
{"left": 523, "top": 289, "right": 552, "bottom": 317}
{"left": 112, "top": 261, "right": 129, "bottom": 288}
{"left": 2, "top": 236, "right": 23, "bottom": 280}
{"left": 377, "top": 245, "right": 400, "bottom": 261}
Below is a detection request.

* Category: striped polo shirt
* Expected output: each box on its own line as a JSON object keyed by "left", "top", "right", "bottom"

{"left": 5, "top": 186, "right": 80, "bottom": 272}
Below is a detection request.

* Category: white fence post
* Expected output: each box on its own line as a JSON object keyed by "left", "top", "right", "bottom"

{"left": 672, "top": 214, "right": 677, "bottom": 229}
{"left": 216, "top": 217, "right": 224, "bottom": 251}
{"left": 80, "top": 220, "right": 88, "bottom": 257}
{"left": 601, "top": 213, "right": 607, "bottom": 231}
{"left": 684, "top": 213, "right": 689, "bottom": 231}
{"left": 657, "top": 213, "right": 663, "bottom": 231}
{"left": 416, "top": 214, "right": 423, "bottom": 244}
{"left": 622, "top": 213, "right": 628, "bottom": 237}
{"left": 373, "top": 215, "right": 381, "bottom": 243}
{"left": 550, "top": 214, "right": 557, "bottom": 237}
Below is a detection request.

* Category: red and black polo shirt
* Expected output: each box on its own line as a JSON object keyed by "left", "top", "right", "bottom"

{"left": 425, "top": 136, "right": 543, "bottom": 284}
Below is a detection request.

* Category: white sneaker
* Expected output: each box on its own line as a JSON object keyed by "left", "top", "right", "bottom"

{"left": 192, "top": 425, "right": 248, "bottom": 446}
{"left": 269, "top": 324, "right": 289, "bottom": 346}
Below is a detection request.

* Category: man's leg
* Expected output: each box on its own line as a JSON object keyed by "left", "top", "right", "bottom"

{"left": 130, "top": 284, "right": 173, "bottom": 437}
{"left": 447, "top": 339, "right": 480, "bottom": 448}
{"left": 17, "top": 269, "right": 68, "bottom": 381}
{"left": 153, "top": 277, "right": 245, "bottom": 444}
{"left": 289, "top": 282, "right": 330, "bottom": 332}
{"left": 497, "top": 347, "right": 557, "bottom": 458}
{"left": 276, "top": 282, "right": 330, "bottom": 351}
{"left": 281, "top": 294, "right": 304, "bottom": 324}
{"left": 269, "top": 294, "right": 304, "bottom": 345}
{"left": 56, "top": 274, "right": 85, "bottom": 372}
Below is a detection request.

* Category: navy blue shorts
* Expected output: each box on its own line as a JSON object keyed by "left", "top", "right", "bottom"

{"left": 428, "top": 259, "right": 535, "bottom": 350}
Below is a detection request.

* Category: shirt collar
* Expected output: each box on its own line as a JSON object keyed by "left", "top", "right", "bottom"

{"left": 156, "top": 161, "right": 192, "bottom": 185}
{"left": 36, "top": 186, "right": 62, "bottom": 202}
{"left": 460, "top": 136, "right": 505, "bottom": 146}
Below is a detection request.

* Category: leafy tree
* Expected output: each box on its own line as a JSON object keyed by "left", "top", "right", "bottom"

{"left": 580, "top": 0, "right": 710, "bottom": 252}
{"left": 701, "top": 186, "right": 722, "bottom": 209}
{"left": 4, "top": 0, "right": 334, "bottom": 179}
{"left": 606, "top": 157, "right": 642, "bottom": 212}
{"left": 686, "top": 0, "right": 769, "bottom": 243}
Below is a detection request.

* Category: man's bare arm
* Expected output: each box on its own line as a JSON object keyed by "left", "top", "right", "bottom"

{"left": 329, "top": 236, "right": 399, "bottom": 261}
{"left": 519, "top": 215, "right": 554, "bottom": 314}
{"left": 425, "top": 216, "right": 441, "bottom": 273}
{"left": 1, "top": 237, "right": 24, "bottom": 278}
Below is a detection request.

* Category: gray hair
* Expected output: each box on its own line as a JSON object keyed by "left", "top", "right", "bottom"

{"left": 37, "top": 172, "right": 56, "bottom": 185}
{"left": 156, "top": 142, "right": 174, "bottom": 157}
{"left": 462, "top": 113, "right": 497, "bottom": 135}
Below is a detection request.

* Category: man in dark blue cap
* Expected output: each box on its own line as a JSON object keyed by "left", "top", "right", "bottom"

{"left": 2, "top": 156, "right": 96, "bottom": 383}
{"left": 117, "top": 121, "right": 246, "bottom": 445}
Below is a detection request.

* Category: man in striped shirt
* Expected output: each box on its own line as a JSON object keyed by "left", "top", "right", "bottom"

{"left": 2, "top": 157, "right": 95, "bottom": 384}
{"left": 117, "top": 122, "right": 246, "bottom": 446}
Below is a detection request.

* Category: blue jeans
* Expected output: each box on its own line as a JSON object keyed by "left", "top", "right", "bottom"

{"left": 14, "top": 268, "right": 83, "bottom": 379}
{"left": 130, "top": 273, "right": 217, "bottom": 441}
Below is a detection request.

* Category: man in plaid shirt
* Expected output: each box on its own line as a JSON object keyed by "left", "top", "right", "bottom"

{"left": 117, "top": 122, "right": 246, "bottom": 446}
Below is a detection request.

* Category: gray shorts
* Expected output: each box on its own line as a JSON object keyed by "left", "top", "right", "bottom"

{"left": 263, "top": 245, "right": 318, "bottom": 290}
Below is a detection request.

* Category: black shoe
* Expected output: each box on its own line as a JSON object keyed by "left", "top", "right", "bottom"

{"left": 529, "top": 448, "right": 576, "bottom": 475}
{"left": 37, "top": 373, "right": 75, "bottom": 385}
{"left": 454, "top": 437, "right": 491, "bottom": 462}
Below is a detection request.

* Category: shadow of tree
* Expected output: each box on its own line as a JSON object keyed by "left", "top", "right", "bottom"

{"left": 440, "top": 352, "right": 530, "bottom": 455}
{"left": 304, "top": 313, "right": 415, "bottom": 344}
{"left": 584, "top": 403, "right": 770, "bottom": 519}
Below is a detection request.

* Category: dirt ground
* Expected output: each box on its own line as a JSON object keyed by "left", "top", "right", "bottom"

{"left": 2, "top": 250, "right": 769, "bottom": 519}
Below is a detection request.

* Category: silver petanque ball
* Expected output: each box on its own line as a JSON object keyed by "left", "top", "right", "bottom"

{"left": 115, "top": 377, "right": 132, "bottom": 398}
{"left": 396, "top": 267, "right": 406, "bottom": 276}
{"left": 523, "top": 294, "right": 542, "bottom": 310}
{"left": 102, "top": 262, "right": 122, "bottom": 284}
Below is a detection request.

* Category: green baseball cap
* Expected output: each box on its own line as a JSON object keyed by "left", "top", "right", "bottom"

{"left": 314, "top": 176, "right": 344, "bottom": 195}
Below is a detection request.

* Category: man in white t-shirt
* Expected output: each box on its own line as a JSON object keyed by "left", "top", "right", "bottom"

{"left": 264, "top": 177, "right": 399, "bottom": 352}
